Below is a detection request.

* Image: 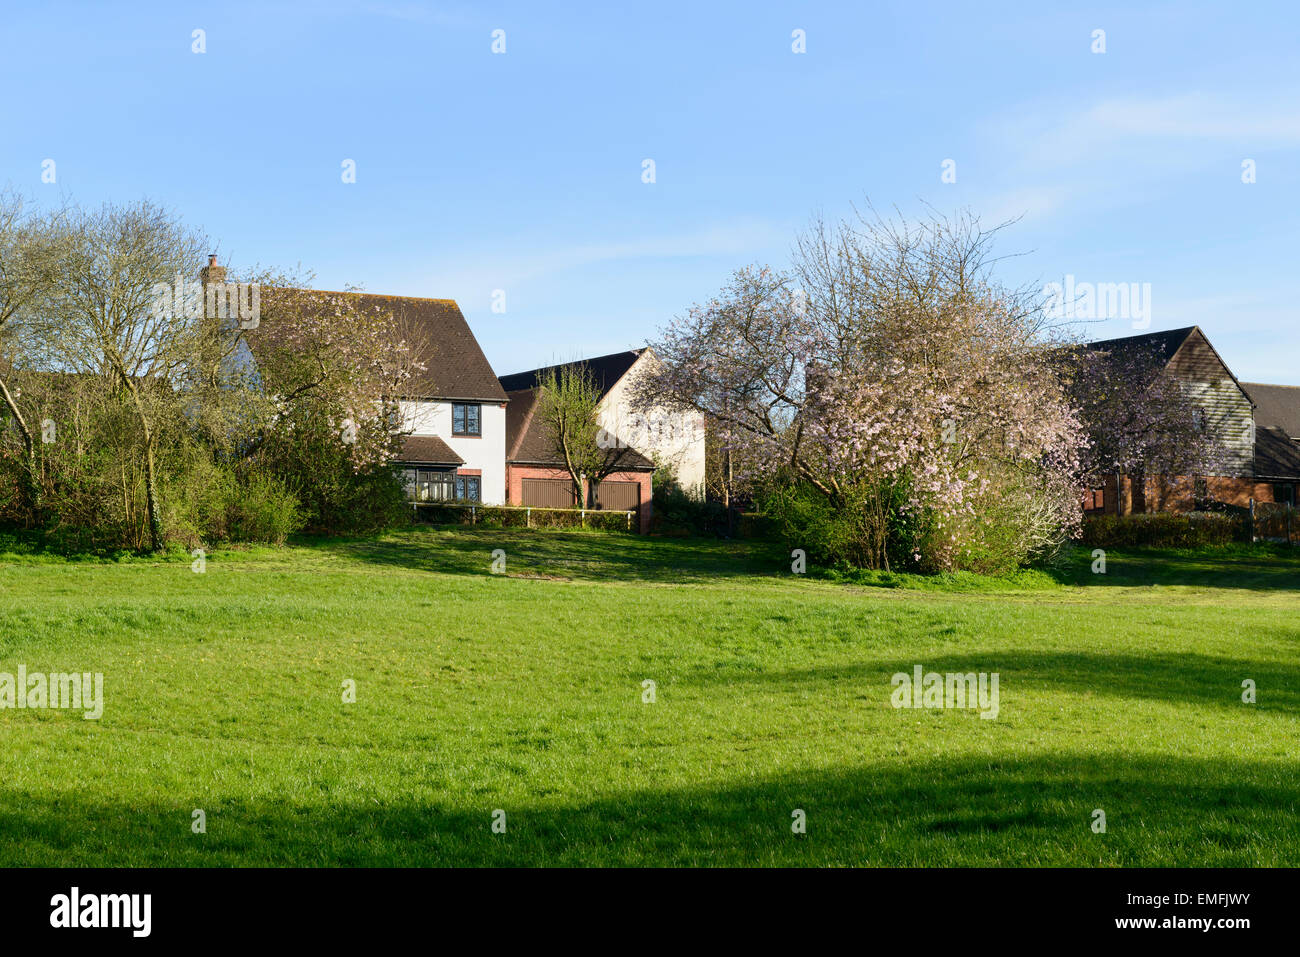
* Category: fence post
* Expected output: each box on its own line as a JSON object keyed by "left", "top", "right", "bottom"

{"left": 527, "top": 507, "right": 531, "bottom": 528}
{"left": 627, "top": 510, "right": 632, "bottom": 531}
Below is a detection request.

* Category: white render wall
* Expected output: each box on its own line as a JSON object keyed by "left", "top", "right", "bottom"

{"left": 398, "top": 399, "right": 507, "bottom": 504}
{"left": 599, "top": 352, "right": 707, "bottom": 495}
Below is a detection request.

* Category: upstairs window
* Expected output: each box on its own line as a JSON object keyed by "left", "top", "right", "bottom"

{"left": 452, "top": 403, "right": 481, "bottom": 436}
{"left": 1192, "top": 408, "right": 1207, "bottom": 433}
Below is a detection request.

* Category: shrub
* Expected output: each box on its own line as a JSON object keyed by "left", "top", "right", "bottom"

{"left": 226, "top": 473, "right": 305, "bottom": 545}
{"left": 287, "top": 464, "right": 411, "bottom": 535}
{"left": 762, "top": 479, "right": 942, "bottom": 571}
{"left": 470, "top": 506, "right": 531, "bottom": 529}
{"left": 1081, "top": 511, "right": 1245, "bottom": 548}
{"left": 163, "top": 464, "right": 304, "bottom": 547}
{"left": 413, "top": 503, "right": 635, "bottom": 532}
{"left": 650, "top": 468, "right": 731, "bottom": 536}
{"left": 934, "top": 463, "right": 1078, "bottom": 575}
{"left": 762, "top": 483, "right": 883, "bottom": 570}
{"left": 651, "top": 489, "right": 730, "bottom": 536}
{"left": 738, "top": 512, "right": 777, "bottom": 539}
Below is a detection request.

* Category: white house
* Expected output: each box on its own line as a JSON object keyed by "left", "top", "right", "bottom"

{"left": 232, "top": 260, "right": 703, "bottom": 519}
{"left": 497, "top": 348, "right": 707, "bottom": 503}
{"left": 383, "top": 295, "right": 509, "bottom": 504}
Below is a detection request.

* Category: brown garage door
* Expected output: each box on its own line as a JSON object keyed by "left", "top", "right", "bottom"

{"left": 594, "top": 480, "right": 640, "bottom": 511}
{"left": 521, "top": 477, "right": 577, "bottom": 508}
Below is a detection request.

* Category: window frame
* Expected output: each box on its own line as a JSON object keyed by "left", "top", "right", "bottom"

{"left": 452, "top": 402, "right": 482, "bottom": 437}
{"left": 403, "top": 467, "right": 456, "bottom": 502}
{"left": 454, "top": 474, "right": 482, "bottom": 503}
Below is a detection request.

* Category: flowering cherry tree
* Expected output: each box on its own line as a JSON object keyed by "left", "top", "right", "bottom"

{"left": 635, "top": 209, "right": 1087, "bottom": 570}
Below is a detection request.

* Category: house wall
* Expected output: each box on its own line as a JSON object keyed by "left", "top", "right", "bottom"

{"left": 399, "top": 399, "right": 507, "bottom": 504}
{"left": 505, "top": 464, "right": 652, "bottom": 532}
{"left": 598, "top": 352, "right": 707, "bottom": 496}
{"left": 1145, "top": 475, "right": 1277, "bottom": 510}
{"left": 1085, "top": 473, "right": 1278, "bottom": 514}
{"left": 1168, "top": 331, "right": 1255, "bottom": 477}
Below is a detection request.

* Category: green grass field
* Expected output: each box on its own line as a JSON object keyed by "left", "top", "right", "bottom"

{"left": 1, "top": 528, "right": 1297, "bottom": 866}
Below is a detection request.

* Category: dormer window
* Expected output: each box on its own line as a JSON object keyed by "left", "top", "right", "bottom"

{"left": 453, "top": 403, "right": 481, "bottom": 436}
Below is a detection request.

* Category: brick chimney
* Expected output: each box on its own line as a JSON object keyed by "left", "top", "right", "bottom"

{"left": 199, "top": 253, "right": 226, "bottom": 288}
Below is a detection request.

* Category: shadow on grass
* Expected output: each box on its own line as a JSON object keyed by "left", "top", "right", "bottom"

{"left": 1048, "top": 544, "right": 1300, "bottom": 591}
{"left": 3, "top": 753, "right": 1295, "bottom": 866}
{"left": 299, "top": 526, "right": 790, "bottom": 585}
{"left": 308, "top": 531, "right": 1300, "bottom": 593}
{"left": 681, "top": 648, "right": 1300, "bottom": 714}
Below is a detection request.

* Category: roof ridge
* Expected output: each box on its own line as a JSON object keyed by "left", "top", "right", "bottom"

{"left": 271, "top": 286, "right": 460, "bottom": 306}
{"left": 499, "top": 348, "right": 644, "bottom": 380}
{"left": 1084, "top": 325, "right": 1196, "bottom": 346}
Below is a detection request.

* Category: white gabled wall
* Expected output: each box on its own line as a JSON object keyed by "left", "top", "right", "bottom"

{"left": 398, "top": 399, "right": 507, "bottom": 504}
{"left": 598, "top": 351, "right": 707, "bottom": 495}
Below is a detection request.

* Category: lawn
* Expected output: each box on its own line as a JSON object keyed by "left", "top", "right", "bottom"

{"left": 0, "top": 527, "right": 1297, "bottom": 866}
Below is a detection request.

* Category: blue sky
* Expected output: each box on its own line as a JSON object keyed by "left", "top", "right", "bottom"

{"left": 3, "top": 1, "right": 1297, "bottom": 382}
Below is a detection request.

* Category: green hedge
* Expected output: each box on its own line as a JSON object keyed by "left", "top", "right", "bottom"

{"left": 738, "top": 512, "right": 778, "bottom": 540}
{"left": 413, "top": 503, "right": 636, "bottom": 532}
{"left": 1080, "top": 511, "right": 1246, "bottom": 548}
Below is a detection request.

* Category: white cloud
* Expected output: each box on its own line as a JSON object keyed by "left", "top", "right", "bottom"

{"left": 1011, "top": 92, "right": 1300, "bottom": 171}
{"left": 409, "top": 219, "right": 786, "bottom": 301}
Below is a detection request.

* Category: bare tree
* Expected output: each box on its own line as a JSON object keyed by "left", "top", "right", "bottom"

{"left": 534, "top": 364, "right": 635, "bottom": 508}
{"left": 39, "top": 201, "right": 209, "bottom": 551}
{"left": 0, "top": 192, "right": 66, "bottom": 521}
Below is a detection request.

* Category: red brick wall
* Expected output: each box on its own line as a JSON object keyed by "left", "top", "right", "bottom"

{"left": 1204, "top": 476, "right": 1276, "bottom": 508}
{"left": 505, "top": 464, "right": 573, "bottom": 505}
{"left": 505, "top": 464, "right": 652, "bottom": 532}
{"left": 1083, "top": 474, "right": 1277, "bottom": 514}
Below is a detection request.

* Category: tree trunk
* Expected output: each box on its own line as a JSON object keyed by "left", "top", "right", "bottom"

{"left": 118, "top": 373, "right": 165, "bottom": 552}
{"left": 143, "top": 439, "right": 164, "bottom": 552}
{"left": 0, "top": 380, "right": 43, "bottom": 524}
{"left": 21, "top": 446, "right": 42, "bottom": 524}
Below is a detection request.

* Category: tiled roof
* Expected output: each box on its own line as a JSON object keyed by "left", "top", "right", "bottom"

{"left": 396, "top": 434, "right": 464, "bottom": 466}
{"left": 1242, "top": 382, "right": 1300, "bottom": 438}
{"left": 504, "top": 387, "right": 654, "bottom": 470}
{"left": 1085, "top": 326, "right": 1196, "bottom": 362}
{"left": 258, "top": 289, "right": 507, "bottom": 403}
{"left": 497, "top": 350, "right": 643, "bottom": 398}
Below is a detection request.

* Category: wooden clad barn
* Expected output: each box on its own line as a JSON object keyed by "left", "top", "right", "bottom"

{"left": 1084, "top": 326, "right": 1295, "bottom": 514}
